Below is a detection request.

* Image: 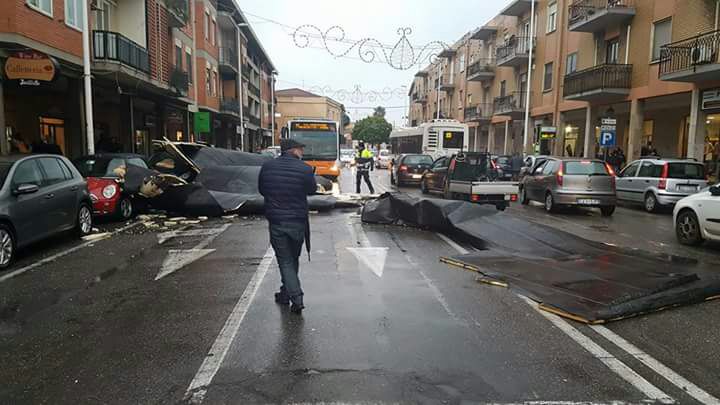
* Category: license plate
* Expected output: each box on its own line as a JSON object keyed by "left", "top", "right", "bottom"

{"left": 678, "top": 185, "right": 697, "bottom": 192}
{"left": 578, "top": 199, "right": 601, "bottom": 205}
{"left": 412, "top": 174, "right": 422, "bottom": 179}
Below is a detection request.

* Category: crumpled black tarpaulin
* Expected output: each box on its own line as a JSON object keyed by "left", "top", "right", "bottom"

{"left": 362, "top": 193, "right": 720, "bottom": 323}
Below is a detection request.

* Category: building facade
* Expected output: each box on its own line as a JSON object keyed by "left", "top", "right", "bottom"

{"left": 275, "top": 88, "right": 343, "bottom": 145}
{"left": 408, "top": 0, "right": 720, "bottom": 181}
{"left": 0, "top": 0, "right": 276, "bottom": 158}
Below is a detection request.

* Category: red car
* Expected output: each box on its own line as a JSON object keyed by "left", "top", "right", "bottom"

{"left": 73, "top": 154, "right": 148, "bottom": 220}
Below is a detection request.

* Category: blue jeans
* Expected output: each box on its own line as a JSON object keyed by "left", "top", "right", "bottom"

{"left": 269, "top": 221, "right": 306, "bottom": 305}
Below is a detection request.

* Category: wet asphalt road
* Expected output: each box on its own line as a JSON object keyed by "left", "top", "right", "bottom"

{"left": 0, "top": 166, "right": 719, "bottom": 404}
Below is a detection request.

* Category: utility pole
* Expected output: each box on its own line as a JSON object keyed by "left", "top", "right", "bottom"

{"left": 81, "top": 0, "right": 95, "bottom": 154}
{"left": 522, "top": 0, "right": 536, "bottom": 155}
{"left": 271, "top": 70, "right": 276, "bottom": 147}
{"left": 436, "top": 63, "right": 442, "bottom": 120}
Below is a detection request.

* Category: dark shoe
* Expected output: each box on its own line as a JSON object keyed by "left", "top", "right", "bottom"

{"left": 274, "top": 292, "right": 290, "bottom": 305}
{"left": 290, "top": 303, "right": 305, "bottom": 314}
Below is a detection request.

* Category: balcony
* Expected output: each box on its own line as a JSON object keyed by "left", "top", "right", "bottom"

{"left": 464, "top": 104, "right": 493, "bottom": 123}
{"left": 438, "top": 48, "right": 457, "bottom": 59}
{"left": 496, "top": 37, "right": 535, "bottom": 68}
{"left": 499, "top": 0, "right": 535, "bottom": 17}
{"left": 659, "top": 30, "right": 720, "bottom": 83}
{"left": 467, "top": 59, "right": 496, "bottom": 81}
{"left": 248, "top": 82, "right": 261, "bottom": 98}
{"left": 219, "top": 47, "right": 238, "bottom": 75}
{"left": 471, "top": 26, "right": 498, "bottom": 41}
{"left": 93, "top": 30, "right": 149, "bottom": 73}
{"left": 220, "top": 98, "right": 240, "bottom": 117}
{"left": 439, "top": 74, "right": 454, "bottom": 92}
{"left": 170, "top": 68, "right": 189, "bottom": 96}
{"left": 166, "top": 0, "right": 189, "bottom": 28}
{"left": 568, "top": 0, "right": 635, "bottom": 33}
{"left": 412, "top": 92, "right": 428, "bottom": 104}
{"left": 493, "top": 92, "right": 528, "bottom": 119}
{"left": 563, "top": 64, "right": 632, "bottom": 102}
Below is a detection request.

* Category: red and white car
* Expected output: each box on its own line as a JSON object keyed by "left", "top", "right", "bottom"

{"left": 72, "top": 154, "right": 148, "bottom": 220}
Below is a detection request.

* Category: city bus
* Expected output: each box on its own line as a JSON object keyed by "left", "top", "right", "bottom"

{"left": 285, "top": 119, "right": 341, "bottom": 180}
{"left": 390, "top": 119, "right": 469, "bottom": 159}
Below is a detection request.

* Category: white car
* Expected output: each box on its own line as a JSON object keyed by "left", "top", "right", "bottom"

{"left": 674, "top": 184, "right": 720, "bottom": 246}
{"left": 376, "top": 150, "right": 392, "bottom": 169}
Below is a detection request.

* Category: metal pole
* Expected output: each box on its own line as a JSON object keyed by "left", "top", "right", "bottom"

{"left": 82, "top": 0, "right": 95, "bottom": 154}
{"left": 0, "top": 80, "right": 7, "bottom": 155}
{"left": 271, "top": 72, "right": 275, "bottom": 147}
{"left": 436, "top": 63, "right": 441, "bottom": 120}
{"left": 522, "top": 0, "right": 535, "bottom": 155}
{"left": 237, "top": 25, "right": 244, "bottom": 151}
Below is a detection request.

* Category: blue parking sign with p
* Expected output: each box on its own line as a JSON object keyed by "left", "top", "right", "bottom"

{"left": 600, "top": 130, "right": 616, "bottom": 147}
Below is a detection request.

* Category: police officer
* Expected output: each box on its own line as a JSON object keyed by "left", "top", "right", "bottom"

{"left": 355, "top": 142, "right": 375, "bottom": 194}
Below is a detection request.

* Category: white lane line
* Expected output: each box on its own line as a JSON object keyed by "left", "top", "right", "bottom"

{"left": 284, "top": 402, "right": 662, "bottom": 405}
{"left": 0, "top": 221, "right": 141, "bottom": 284}
{"left": 522, "top": 297, "right": 674, "bottom": 404}
{"left": 418, "top": 269, "right": 466, "bottom": 325}
{"left": 438, "top": 233, "right": 675, "bottom": 404}
{"left": 591, "top": 325, "right": 720, "bottom": 405}
{"left": 184, "top": 246, "right": 275, "bottom": 404}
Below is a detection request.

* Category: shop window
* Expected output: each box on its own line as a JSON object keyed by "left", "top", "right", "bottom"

{"left": 65, "top": 0, "right": 83, "bottom": 30}
{"left": 543, "top": 62, "right": 553, "bottom": 91}
{"left": 39, "top": 117, "right": 66, "bottom": 155}
{"left": 652, "top": 19, "right": 672, "bottom": 62}
{"left": 27, "top": 0, "right": 52, "bottom": 17}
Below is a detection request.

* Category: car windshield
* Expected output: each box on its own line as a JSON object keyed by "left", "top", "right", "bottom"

{"left": 496, "top": 156, "right": 511, "bottom": 165}
{"left": 341, "top": 150, "right": 353, "bottom": 157}
{"left": 380, "top": 150, "right": 389, "bottom": 157}
{"left": 403, "top": 155, "right": 433, "bottom": 165}
{"left": 74, "top": 157, "right": 127, "bottom": 178}
{"left": 668, "top": 163, "right": 705, "bottom": 180}
{"left": 564, "top": 161, "right": 609, "bottom": 176}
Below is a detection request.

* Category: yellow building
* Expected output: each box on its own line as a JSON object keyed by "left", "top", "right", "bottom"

{"left": 275, "top": 88, "right": 344, "bottom": 144}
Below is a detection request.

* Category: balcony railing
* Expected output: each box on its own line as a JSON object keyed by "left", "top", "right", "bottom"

{"left": 496, "top": 37, "right": 535, "bottom": 67}
{"left": 219, "top": 47, "right": 238, "bottom": 71}
{"left": 568, "top": 0, "right": 635, "bottom": 32}
{"left": 563, "top": 64, "right": 632, "bottom": 100}
{"left": 493, "top": 92, "right": 529, "bottom": 116}
{"left": 248, "top": 82, "right": 261, "bottom": 97}
{"left": 464, "top": 103, "right": 493, "bottom": 121}
{"left": 220, "top": 98, "right": 240, "bottom": 115}
{"left": 659, "top": 30, "right": 720, "bottom": 82}
{"left": 467, "top": 59, "right": 496, "bottom": 80}
{"left": 93, "top": 30, "right": 150, "bottom": 73}
{"left": 166, "top": 0, "right": 189, "bottom": 27}
{"left": 170, "top": 68, "right": 189, "bottom": 95}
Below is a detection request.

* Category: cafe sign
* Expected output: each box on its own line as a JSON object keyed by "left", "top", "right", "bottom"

{"left": 4, "top": 51, "right": 58, "bottom": 84}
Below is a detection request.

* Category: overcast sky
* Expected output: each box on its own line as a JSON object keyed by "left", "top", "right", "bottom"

{"left": 240, "top": 0, "right": 506, "bottom": 126}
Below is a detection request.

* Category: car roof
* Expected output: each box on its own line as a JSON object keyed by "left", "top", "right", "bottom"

{"left": 553, "top": 157, "right": 604, "bottom": 162}
{"left": 75, "top": 153, "right": 145, "bottom": 159}
{"left": 0, "top": 154, "right": 67, "bottom": 163}
{"left": 635, "top": 157, "right": 702, "bottom": 164}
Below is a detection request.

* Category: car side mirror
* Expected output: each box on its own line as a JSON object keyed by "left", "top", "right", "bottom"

{"left": 13, "top": 183, "right": 39, "bottom": 196}
{"left": 710, "top": 185, "right": 720, "bottom": 196}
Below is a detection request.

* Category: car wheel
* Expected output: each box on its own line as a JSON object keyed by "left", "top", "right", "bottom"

{"left": 0, "top": 225, "right": 16, "bottom": 270}
{"left": 676, "top": 210, "right": 703, "bottom": 246}
{"left": 544, "top": 192, "right": 556, "bottom": 213}
{"left": 421, "top": 179, "right": 429, "bottom": 194}
{"left": 600, "top": 205, "right": 616, "bottom": 217}
{"left": 76, "top": 203, "right": 93, "bottom": 237}
{"left": 117, "top": 197, "right": 134, "bottom": 220}
{"left": 519, "top": 186, "right": 529, "bottom": 205}
{"left": 644, "top": 193, "right": 659, "bottom": 213}
{"left": 390, "top": 173, "right": 396, "bottom": 186}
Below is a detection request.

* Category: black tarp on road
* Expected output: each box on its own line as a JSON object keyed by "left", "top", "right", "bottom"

{"left": 361, "top": 193, "right": 720, "bottom": 323}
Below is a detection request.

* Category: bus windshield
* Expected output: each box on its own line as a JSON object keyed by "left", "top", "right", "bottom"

{"left": 290, "top": 122, "right": 338, "bottom": 161}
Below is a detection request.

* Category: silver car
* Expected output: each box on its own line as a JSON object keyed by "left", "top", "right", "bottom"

{"left": 616, "top": 158, "right": 708, "bottom": 213}
{"left": 0, "top": 155, "right": 93, "bottom": 269}
{"left": 519, "top": 157, "right": 617, "bottom": 216}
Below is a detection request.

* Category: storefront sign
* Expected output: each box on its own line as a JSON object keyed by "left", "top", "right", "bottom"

{"left": 540, "top": 126, "right": 557, "bottom": 140}
{"left": 702, "top": 89, "right": 720, "bottom": 111}
{"left": 194, "top": 112, "right": 210, "bottom": 133}
{"left": 4, "top": 51, "right": 58, "bottom": 83}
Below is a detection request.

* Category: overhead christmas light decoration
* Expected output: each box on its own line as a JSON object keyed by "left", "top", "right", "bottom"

{"left": 306, "top": 84, "right": 409, "bottom": 104}
{"left": 292, "top": 25, "right": 449, "bottom": 70}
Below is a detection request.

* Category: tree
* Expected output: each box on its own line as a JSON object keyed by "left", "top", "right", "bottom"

{"left": 352, "top": 115, "right": 392, "bottom": 146}
{"left": 373, "top": 106, "right": 386, "bottom": 118}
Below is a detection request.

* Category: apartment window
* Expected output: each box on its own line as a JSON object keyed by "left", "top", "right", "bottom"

{"left": 459, "top": 54, "right": 465, "bottom": 72}
{"left": 93, "top": 0, "right": 112, "bottom": 30}
{"left": 186, "top": 49, "right": 193, "bottom": 83}
{"left": 212, "top": 69, "right": 218, "bottom": 96}
{"left": 606, "top": 38, "right": 619, "bottom": 64}
{"left": 543, "top": 62, "right": 553, "bottom": 91}
{"left": 566, "top": 52, "right": 578, "bottom": 74}
{"left": 175, "top": 44, "right": 183, "bottom": 69}
{"left": 652, "top": 18, "right": 672, "bottom": 62}
{"left": 205, "top": 67, "right": 211, "bottom": 94}
{"left": 467, "top": 93, "right": 473, "bottom": 104}
{"left": 204, "top": 10, "right": 209, "bottom": 40}
{"left": 500, "top": 80, "right": 507, "bottom": 97}
{"left": 546, "top": 2, "right": 557, "bottom": 33}
{"left": 27, "top": 0, "right": 52, "bottom": 16}
{"left": 211, "top": 20, "right": 216, "bottom": 45}
{"left": 65, "top": 0, "right": 83, "bottom": 29}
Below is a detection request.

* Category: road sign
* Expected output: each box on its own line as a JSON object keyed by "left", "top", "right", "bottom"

{"left": 601, "top": 118, "right": 617, "bottom": 126}
{"left": 600, "top": 130, "right": 616, "bottom": 147}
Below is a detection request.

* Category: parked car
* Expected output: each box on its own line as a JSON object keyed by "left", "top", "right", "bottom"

{"left": 0, "top": 155, "right": 93, "bottom": 269}
{"left": 73, "top": 154, "right": 148, "bottom": 220}
{"left": 674, "top": 184, "right": 720, "bottom": 245}
{"left": 391, "top": 154, "right": 433, "bottom": 187}
{"left": 340, "top": 149, "right": 354, "bottom": 167}
{"left": 492, "top": 155, "right": 514, "bottom": 181}
{"left": 519, "top": 155, "right": 550, "bottom": 181}
{"left": 616, "top": 158, "right": 709, "bottom": 213}
{"left": 519, "top": 157, "right": 617, "bottom": 216}
{"left": 376, "top": 149, "right": 392, "bottom": 169}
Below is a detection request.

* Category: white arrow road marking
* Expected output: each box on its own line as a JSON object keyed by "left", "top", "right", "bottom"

{"left": 157, "top": 228, "right": 223, "bottom": 245}
{"left": 347, "top": 247, "right": 388, "bottom": 278}
{"left": 155, "top": 224, "right": 230, "bottom": 281}
{"left": 346, "top": 220, "right": 388, "bottom": 278}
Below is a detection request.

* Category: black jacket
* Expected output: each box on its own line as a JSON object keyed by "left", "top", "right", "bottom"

{"left": 259, "top": 153, "right": 317, "bottom": 224}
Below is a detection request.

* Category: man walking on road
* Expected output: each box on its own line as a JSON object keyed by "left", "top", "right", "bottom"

{"left": 259, "top": 139, "right": 317, "bottom": 314}
{"left": 355, "top": 142, "right": 375, "bottom": 194}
